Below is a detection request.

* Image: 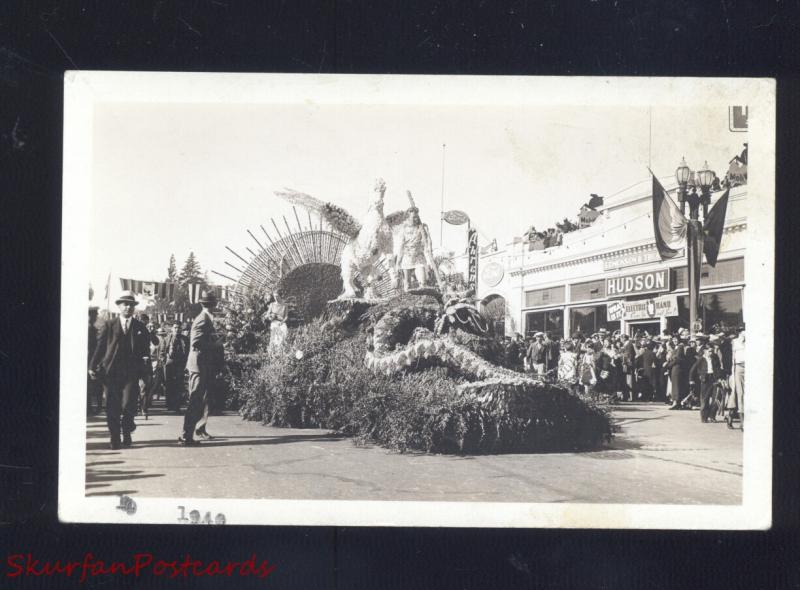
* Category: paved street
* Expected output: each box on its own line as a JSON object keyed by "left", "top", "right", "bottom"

{"left": 85, "top": 400, "right": 742, "bottom": 504}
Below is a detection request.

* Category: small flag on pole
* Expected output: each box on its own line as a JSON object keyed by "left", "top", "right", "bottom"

{"left": 702, "top": 188, "right": 730, "bottom": 267}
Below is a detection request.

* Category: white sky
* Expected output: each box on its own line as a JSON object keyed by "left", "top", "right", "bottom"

{"left": 90, "top": 101, "right": 745, "bottom": 301}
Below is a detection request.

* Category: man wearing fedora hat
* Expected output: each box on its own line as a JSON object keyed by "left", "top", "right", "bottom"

{"left": 87, "top": 304, "right": 102, "bottom": 415}
{"left": 179, "top": 290, "right": 224, "bottom": 445}
{"left": 89, "top": 291, "right": 153, "bottom": 449}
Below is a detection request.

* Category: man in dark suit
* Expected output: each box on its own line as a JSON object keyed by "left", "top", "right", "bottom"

{"left": 179, "top": 291, "right": 224, "bottom": 446}
{"left": 160, "top": 320, "right": 189, "bottom": 412}
{"left": 689, "top": 344, "right": 722, "bottom": 423}
{"left": 635, "top": 341, "right": 657, "bottom": 401}
{"left": 621, "top": 334, "right": 636, "bottom": 401}
{"left": 87, "top": 305, "right": 102, "bottom": 415}
{"left": 89, "top": 291, "right": 152, "bottom": 449}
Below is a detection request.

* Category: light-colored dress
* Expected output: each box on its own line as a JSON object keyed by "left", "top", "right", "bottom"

{"left": 557, "top": 351, "right": 578, "bottom": 383}
{"left": 268, "top": 301, "right": 289, "bottom": 352}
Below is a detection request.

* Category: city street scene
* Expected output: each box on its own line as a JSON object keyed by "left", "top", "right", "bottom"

{"left": 61, "top": 75, "right": 773, "bottom": 527}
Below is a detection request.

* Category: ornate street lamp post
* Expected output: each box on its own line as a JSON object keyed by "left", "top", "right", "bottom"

{"left": 675, "top": 157, "right": 691, "bottom": 216}
{"left": 676, "top": 159, "right": 716, "bottom": 335}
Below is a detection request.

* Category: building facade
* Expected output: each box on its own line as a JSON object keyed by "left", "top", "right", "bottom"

{"left": 470, "top": 178, "right": 747, "bottom": 339}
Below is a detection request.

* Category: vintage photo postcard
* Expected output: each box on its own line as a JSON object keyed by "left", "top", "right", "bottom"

{"left": 59, "top": 73, "right": 774, "bottom": 528}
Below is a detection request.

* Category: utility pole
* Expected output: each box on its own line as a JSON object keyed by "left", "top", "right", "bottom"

{"left": 440, "top": 143, "right": 446, "bottom": 247}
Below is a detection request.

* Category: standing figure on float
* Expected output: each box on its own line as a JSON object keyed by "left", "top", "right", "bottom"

{"left": 265, "top": 291, "right": 289, "bottom": 353}
{"left": 393, "top": 191, "right": 443, "bottom": 292}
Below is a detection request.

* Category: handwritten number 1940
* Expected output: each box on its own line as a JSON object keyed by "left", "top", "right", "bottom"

{"left": 177, "top": 506, "right": 226, "bottom": 524}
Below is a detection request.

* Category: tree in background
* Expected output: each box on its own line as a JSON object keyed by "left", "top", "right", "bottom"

{"left": 179, "top": 251, "right": 203, "bottom": 285}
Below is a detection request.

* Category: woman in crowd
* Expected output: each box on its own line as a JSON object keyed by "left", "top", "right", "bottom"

{"left": 557, "top": 341, "right": 579, "bottom": 393}
{"left": 661, "top": 339, "right": 676, "bottom": 404}
{"left": 593, "top": 340, "right": 615, "bottom": 403}
{"left": 665, "top": 337, "right": 688, "bottom": 410}
{"left": 578, "top": 342, "right": 597, "bottom": 398}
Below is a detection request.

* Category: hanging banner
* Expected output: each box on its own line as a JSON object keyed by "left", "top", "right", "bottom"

{"left": 119, "top": 278, "right": 177, "bottom": 300}
{"left": 467, "top": 229, "right": 478, "bottom": 291}
{"left": 606, "top": 294, "right": 678, "bottom": 322}
{"left": 187, "top": 282, "right": 203, "bottom": 304}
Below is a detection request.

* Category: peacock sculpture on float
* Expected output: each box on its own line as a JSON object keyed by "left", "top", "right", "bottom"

{"left": 276, "top": 178, "right": 420, "bottom": 299}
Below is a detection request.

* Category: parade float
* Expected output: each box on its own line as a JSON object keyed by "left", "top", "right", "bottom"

{"left": 219, "top": 180, "right": 611, "bottom": 453}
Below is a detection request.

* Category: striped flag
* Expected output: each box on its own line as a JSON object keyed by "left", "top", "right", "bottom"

{"left": 651, "top": 173, "right": 688, "bottom": 260}
{"left": 119, "top": 278, "right": 177, "bottom": 300}
{"left": 187, "top": 282, "right": 203, "bottom": 304}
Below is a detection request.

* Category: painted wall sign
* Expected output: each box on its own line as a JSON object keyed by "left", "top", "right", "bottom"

{"left": 603, "top": 248, "right": 683, "bottom": 271}
{"left": 481, "top": 261, "right": 504, "bottom": 287}
{"left": 606, "top": 269, "right": 669, "bottom": 297}
{"left": 606, "top": 294, "right": 678, "bottom": 321}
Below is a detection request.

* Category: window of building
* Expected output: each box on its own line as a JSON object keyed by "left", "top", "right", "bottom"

{"left": 675, "top": 289, "right": 743, "bottom": 332}
{"left": 671, "top": 257, "right": 744, "bottom": 290}
{"left": 569, "top": 304, "right": 620, "bottom": 337}
{"left": 525, "top": 309, "right": 563, "bottom": 338}
{"left": 525, "top": 286, "right": 565, "bottom": 308}
{"left": 570, "top": 279, "right": 606, "bottom": 302}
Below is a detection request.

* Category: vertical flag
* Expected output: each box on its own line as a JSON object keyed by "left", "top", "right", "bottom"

{"left": 651, "top": 172, "right": 688, "bottom": 260}
{"left": 701, "top": 188, "right": 730, "bottom": 267}
{"left": 188, "top": 282, "right": 202, "bottom": 304}
{"left": 467, "top": 228, "right": 479, "bottom": 291}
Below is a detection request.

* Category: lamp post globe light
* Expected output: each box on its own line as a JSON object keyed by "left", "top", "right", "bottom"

{"left": 675, "top": 157, "right": 691, "bottom": 214}
{"left": 674, "top": 157, "right": 717, "bottom": 335}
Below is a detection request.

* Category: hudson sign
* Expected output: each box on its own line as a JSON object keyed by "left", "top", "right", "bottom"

{"left": 606, "top": 269, "right": 670, "bottom": 297}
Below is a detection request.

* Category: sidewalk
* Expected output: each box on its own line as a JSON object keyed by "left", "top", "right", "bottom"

{"left": 85, "top": 400, "right": 742, "bottom": 504}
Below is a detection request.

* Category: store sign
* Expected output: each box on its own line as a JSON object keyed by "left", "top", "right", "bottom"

{"left": 606, "top": 295, "right": 678, "bottom": 322}
{"left": 603, "top": 249, "right": 683, "bottom": 271}
{"left": 606, "top": 269, "right": 669, "bottom": 297}
{"left": 481, "top": 261, "right": 504, "bottom": 288}
{"left": 467, "top": 229, "right": 479, "bottom": 291}
{"left": 442, "top": 209, "right": 470, "bottom": 225}
{"left": 729, "top": 106, "right": 748, "bottom": 132}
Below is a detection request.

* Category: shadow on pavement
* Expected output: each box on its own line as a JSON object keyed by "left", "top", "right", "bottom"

{"left": 125, "top": 433, "right": 347, "bottom": 449}
{"left": 85, "top": 463, "right": 166, "bottom": 496}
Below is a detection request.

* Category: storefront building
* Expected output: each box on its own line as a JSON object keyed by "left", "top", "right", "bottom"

{"left": 472, "top": 177, "right": 747, "bottom": 339}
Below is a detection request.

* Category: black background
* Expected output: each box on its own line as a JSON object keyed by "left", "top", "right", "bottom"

{"left": 1, "top": 1, "right": 799, "bottom": 588}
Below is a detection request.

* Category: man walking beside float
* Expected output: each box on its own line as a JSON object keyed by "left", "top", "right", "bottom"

{"left": 89, "top": 291, "right": 152, "bottom": 450}
{"left": 179, "top": 290, "right": 225, "bottom": 446}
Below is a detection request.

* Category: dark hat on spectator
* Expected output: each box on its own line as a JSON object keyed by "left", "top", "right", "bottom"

{"left": 115, "top": 290, "right": 138, "bottom": 305}
{"left": 199, "top": 290, "right": 218, "bottom": 305}
{"left": 173, "top": 320, "right": 182, "bottom": 327}
{"left": 156, "top": 327, "right": 167, "bottom": 335}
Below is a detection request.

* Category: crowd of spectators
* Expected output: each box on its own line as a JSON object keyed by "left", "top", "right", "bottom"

{"left": 502, "top": 324, "right": 746, "bottom": 428}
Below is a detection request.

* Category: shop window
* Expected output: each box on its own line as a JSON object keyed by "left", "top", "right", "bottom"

{"left": 676, "top": 290, "right": 743, "bottom": 332}
{"left": 570, "top": 279, "right": 606, "bottom": 302}
{"left": 672, "top": 257, "right": 744, "bottom": 290}
{"left": 569, "top": 304, "right": 620, "bottom": 337}
{"left": 525, "top": 286, "right": 565, "bottom": 308}
{"left": 525, "top": 309, "right": 563, "bottom": 338}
